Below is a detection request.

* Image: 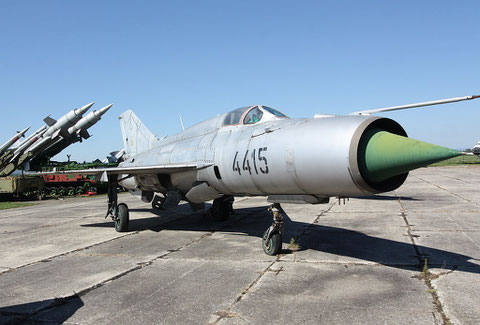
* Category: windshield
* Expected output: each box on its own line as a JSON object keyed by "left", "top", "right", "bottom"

{"left": 261, "top": 106, "right": 287, "bottom": 117}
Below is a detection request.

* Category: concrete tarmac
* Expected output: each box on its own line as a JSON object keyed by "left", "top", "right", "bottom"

{"left": 0, "top": 166, "right": 479, "bottom": 324}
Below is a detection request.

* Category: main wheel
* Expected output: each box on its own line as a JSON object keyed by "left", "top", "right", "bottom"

{"left": 210, "top": 197, "right": 232, "bottom": 221}
{"left": 262, "top": 230, "right": 282, "bottom": 255}
{"left": 115, "top": 203, "right": 129, "bottom": 232}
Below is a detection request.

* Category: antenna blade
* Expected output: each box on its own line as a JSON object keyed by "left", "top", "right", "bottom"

{"left": 178, "top": 113, "right": 185, "bottom": 131}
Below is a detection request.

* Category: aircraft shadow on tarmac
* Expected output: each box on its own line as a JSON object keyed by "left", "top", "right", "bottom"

{"left": 0, "top": 295, "right": 84, "bottom": 324}
{"left": 82, "top": 204, "right": 479, "bottom": 275}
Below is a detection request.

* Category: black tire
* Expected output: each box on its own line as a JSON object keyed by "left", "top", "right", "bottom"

{"left": 262, "top": 231, "right": 282, "bottom": 255}
{"left": 115, "top": 203, "right": 129, "bottom": 232}
{"left": 210, "top": 197, "right": 232, "bottom": 221}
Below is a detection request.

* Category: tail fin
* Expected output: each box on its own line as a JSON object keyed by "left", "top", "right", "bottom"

{"left": 119, "top": 110, "right": 159, "bottom": 156}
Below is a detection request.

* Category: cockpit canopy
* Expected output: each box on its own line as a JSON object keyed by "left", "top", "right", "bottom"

{"left": 222, "top": 105, "right": 288, "bottom": 126}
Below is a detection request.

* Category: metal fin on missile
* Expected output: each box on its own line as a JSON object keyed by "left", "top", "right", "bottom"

{"left": 44, "top": 116, "right": 57, "bottom": 126}
{"left": 79, "top": 129, "right": 91, "bottom": 139}
{"left": 358, "top": 129, "right": 462, "bottom": 184}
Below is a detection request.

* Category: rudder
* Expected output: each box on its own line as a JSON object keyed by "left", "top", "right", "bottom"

{"left": 119, "top": 110, "right": 159, "bottom": 156}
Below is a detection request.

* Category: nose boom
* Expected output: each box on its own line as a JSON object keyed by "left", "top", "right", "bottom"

{"left": 358, "top": 129, "right": 462, "bottom": 184}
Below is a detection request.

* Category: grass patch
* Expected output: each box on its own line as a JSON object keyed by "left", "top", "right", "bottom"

{"left": 429, "top": 155, "right": 480, "bottom": 166}
{"left": 287, "top": 237, "right": 301, "bottom": 251}
{"left": 0, "top": 202, "right": 36, "bottom": 210}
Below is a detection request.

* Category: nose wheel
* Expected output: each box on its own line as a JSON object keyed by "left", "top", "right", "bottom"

{"left": 262, "top": 203, "right": 284, "bottom": 255}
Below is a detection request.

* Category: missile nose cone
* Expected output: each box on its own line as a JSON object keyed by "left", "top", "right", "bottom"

{"left": 97, "top": 104, "right": 113, "bottom": 116}
{"left": 358, "top": 129, "right": 462, "bottom": 184}
{"left": 76, "top": 102, "right": 95, "bottom": 116}
{"left": 20, "top": 126, "right": 31, "bottom": 135}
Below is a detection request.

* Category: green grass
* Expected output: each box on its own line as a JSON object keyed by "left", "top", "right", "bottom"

{"left": 0, "top": 202, "right": 36, "bottom": 210}
{"left": 429, "top": 155, "right": 480, "bottom": 167}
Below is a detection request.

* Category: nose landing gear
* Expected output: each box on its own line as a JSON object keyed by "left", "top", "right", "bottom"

{"left": 262, "top": 203, "right": 284, "bottom": 255}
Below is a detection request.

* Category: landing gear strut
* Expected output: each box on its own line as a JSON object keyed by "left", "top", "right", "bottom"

{"left": 209, "top": 196, "right": 234, "bottom": 221}
{"left": 107, "top": 175, "right": 129, "bottom": 232}
{"left": 262, "top": 203, "right": 284, "bottom": 255}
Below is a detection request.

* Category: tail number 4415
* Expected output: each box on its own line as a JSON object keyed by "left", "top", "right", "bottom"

{"left": 232, "top": 147, "right": 269, "bottom": 175}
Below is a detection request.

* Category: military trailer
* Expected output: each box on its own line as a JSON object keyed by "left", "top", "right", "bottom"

{"left": 0, "top": 176, "right": 45, "bottom": 199}
{"left": 42, "top": 173, "right": 97, "bottom": 196}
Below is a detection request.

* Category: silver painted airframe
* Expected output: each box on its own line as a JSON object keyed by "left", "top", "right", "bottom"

{"left": 56, "top": 95, "right": 479, "bottom": 255}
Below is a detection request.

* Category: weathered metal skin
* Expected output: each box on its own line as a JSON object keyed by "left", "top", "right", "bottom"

{"left": 118, "top": 111, "right": 407, "bottom": 201}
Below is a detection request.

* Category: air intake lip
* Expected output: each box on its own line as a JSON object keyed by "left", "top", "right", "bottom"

{"left": 355, "top": 120, "right": 461, "bottom": 192}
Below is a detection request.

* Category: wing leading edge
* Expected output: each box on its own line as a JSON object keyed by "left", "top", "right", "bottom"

{"left": 30, "top": 163, "right": 203, "bottom": 176}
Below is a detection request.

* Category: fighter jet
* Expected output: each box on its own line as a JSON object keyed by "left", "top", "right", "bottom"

{"left": 46, "top": 94, "right": 478, "bottom": 255}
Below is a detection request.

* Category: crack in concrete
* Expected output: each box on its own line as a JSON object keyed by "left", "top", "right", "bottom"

{"left": 396, "top": 194, "right": 452, "bottom": 325}
{"left": 413, "top": 174, "right": 480, "bottom": 208}
{"left": 0, "top": 205, "right": 207, "bottom": 276}
{"left": 0, "top": 231, "right": 216, "bottom": 324}
{"left": 210, "top": 259, "right": 278, "bottom": 324}
{"left": 430, "top": 169, "right": 478, "bottom": 185}
{"left": 210, "top": 201, "right": 339, "bottom": 324}
{"left": 0, "top": 231, "right": 138, "bottom": 276}
{"left": 0, "top": 214, "right": 100, "bottom": 235}
{"left": 0, "top": 208, "right": 255, "bottom": 324}
{"left": 411, "top": 175, "right": 480, "bottom": 252}
{"left": 288, "top": 200, "right": 338, "bottom": 262}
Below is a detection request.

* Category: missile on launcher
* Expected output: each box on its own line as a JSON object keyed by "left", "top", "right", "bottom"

{"left": 43, "top": 102, "right": 94, "bottom": 138}
{"left": 0, "top": 126, "right": 30, "bottom": 154}
{"left": 68, "top": 104, "right": 112, "bottom": 139}
{"left": 12, "top": 125, "right": 47, "bottom": 157}
{"left": 26, "top": 135, "right": 56, "bottom": 157}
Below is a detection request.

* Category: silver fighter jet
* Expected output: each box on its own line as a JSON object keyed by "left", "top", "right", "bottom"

{"left": 50, "top": 95, "right": 478, "bottom": 255}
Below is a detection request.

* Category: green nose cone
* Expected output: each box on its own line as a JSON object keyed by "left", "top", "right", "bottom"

{"left": 359, "top": 129, "right": 462, "bottom": 184}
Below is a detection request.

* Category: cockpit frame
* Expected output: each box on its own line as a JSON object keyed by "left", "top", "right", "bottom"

{"left": 222, "top": 105, "right": 287, "bottom": 127}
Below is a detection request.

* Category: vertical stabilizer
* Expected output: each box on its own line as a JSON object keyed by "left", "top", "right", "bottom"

{"left": 119, "top": 110, "right": 159, "bottom": 156}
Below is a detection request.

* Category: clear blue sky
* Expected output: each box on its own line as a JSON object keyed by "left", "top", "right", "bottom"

{"left": 1, "top": 0, "right": 479, "bottom": 162}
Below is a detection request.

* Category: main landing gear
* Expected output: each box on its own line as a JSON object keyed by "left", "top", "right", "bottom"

{"left": 208, "top": 196, "right": 234, "bottom": 221}
{"left": 262, "top": 203, "right": 284, "bottom": 255}
{"left": 107, "top": 176, "right": 130, "bottom": 232}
